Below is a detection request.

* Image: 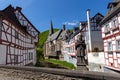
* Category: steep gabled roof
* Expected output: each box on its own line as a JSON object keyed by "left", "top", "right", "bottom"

{"left": 92, "top": 13, "right": 104, "bottom": 19}
{"left": 1, "top": 5, "right": 21, "bottom": 27}
{"left": 58, "top": 30, "right": 66, "bottom": 40}
{"left": 0, "top": 5, "right": 40, "bottom": 36}
{"left": 46, "top": 29, "right": 62, "bottom": 42}
{"left": 114, "top": 0, "right": 120, "bottom": 2}
{"left": 100, "top": 1, "right": 120, "bottom": 25}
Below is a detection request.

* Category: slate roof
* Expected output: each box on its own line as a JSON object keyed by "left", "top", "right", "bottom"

{"left": 65, "top": 27, "right": 80, "bottom": 42}
{"left": 46, "top": 29, "right": 62, "bottom": 42}
{"left": 1, "top": 5, "right": 22, "bottom": 27}
{"left": 100, "top": 1, "right": 120, "bottom": 25}
{"left": 114, "top": 0, "right": 120, "bottom": 2}
{"left": 92, "top": 13, "right": 104, "bottom": 19}
{"left": 58, "top": 30, "right": 66, "bottom": 40}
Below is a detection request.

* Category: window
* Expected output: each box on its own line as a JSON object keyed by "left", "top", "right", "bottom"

{"left": 15, "top": 30, "right": 19, "bottom": 39}
{"left": 50, "top": 42, "right": 55, "bottom": 52}
{"left": 109, "top": 5, "right": 114, "bottom": 11}
{"left": 108, "top": 52, "right": 113, "bottom": 55}
{"left": 14, "top": 55, "right": 18, "bottom": 64}
{"left": 104, "top": 24, "right": 110, "bottom": 33}
{"left": 31, "top": 37, "right": 33, "bottom": 44}
{"left": 116, "top": 40, "right": 120, "bottom": 50}
{"left": 108, "top": 42, "right": 112, "bottom": 51}
{"left": 29, "top": 52, "right": 33, "bottom": 60}
{"left": 112, "top": 18, "right": 118, "bottom": 28}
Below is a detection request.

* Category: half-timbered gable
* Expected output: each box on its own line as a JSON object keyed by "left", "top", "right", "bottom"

{"left": 14, "top": 7, "right": 39, "bottom": 42}
{"left": 0, "top": 5, "right": 39, "bottom": 66}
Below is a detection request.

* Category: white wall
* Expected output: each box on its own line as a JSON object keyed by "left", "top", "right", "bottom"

{"left": 88, "top": 52, "right": 105, "bottom": 72}
{"left": 91, "top": 31, "right": 103, "bottom": 51}
{"left": 88, "top": 52, "right": 105, "bottom": 65}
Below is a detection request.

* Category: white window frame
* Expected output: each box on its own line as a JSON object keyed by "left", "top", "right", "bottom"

{"left": 116, "top": 40, "right": 120, "bottom": 50}
{"left": 112, "top": 17, "right": 118, "bottom": 28}
{"left": 108, "top": 42, "right": 112, "bottom": 51}
{"left": 104, "top": 23, "right": 110, "bottom": 33}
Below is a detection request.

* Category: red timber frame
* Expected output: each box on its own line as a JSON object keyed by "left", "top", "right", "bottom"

{"left": 102, "top": 14, "right": 120, "bottom": 69}
{"left": 0, "top": 13, "right": 36, "bottom": 65}
{"left": 14, "top": 10, "right": 39, "bottom": 40}
{"left": 63, "top": 26, "right": 87, "bottom": 56}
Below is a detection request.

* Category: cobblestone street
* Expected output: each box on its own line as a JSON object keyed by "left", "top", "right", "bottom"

{"left": 0, "top": 68, "right": 82, "bottom": 80}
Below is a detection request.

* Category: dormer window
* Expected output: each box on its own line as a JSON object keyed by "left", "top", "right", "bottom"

{"left": 109, "top": 4, "right": 114, "bottom": 11}
{"left": 107, "top": 2, "right": 118, "bottom": 12}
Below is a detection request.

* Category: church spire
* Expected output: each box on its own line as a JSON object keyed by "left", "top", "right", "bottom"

{"left": 49, "top": 20, "right": 54, "bottom": 36}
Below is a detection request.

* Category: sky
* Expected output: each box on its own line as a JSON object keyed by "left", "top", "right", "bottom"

{"left": 0, "top": 0, "right": 112, "bottom": 32}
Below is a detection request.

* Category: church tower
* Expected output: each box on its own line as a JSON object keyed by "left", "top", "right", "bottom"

{"left": 49, "top": 20, "right": 54, "bottom": 36}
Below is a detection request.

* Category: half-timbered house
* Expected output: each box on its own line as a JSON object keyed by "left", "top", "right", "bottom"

{"left": 62, "top": 27, "right": 80, "bottom": 66}
{"left": 0, "top": 5, "right": 39, "bottom": 66}
{"left": 100, "top": 0, "right": 120, "bottom": 72}
{"left": 62, "top": 13, "right": 104, "bottom": 71}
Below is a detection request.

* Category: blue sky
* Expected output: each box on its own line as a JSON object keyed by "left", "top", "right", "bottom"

{"left": 0, "top": 0, "right": 112, "bottom": 32}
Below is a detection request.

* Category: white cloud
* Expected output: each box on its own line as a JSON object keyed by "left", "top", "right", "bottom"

{"left": 67, "top": 22, "right": 77, "bottom": 26}
{"left": 63, "top": 21, "right": 78, "bottom": 26}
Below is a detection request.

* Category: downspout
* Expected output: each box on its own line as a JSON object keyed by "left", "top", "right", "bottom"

{"left": 86, "top": 9, "right": 92, "bottom": 52}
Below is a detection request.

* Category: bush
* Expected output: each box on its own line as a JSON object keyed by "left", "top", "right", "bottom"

{"left": 36, "top": 48, "right": 44, "bottom": 62}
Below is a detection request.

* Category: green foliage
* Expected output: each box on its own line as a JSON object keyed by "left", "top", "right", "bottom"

{"left": 37, "top": 28, "right": 59, "bottom": 48}
{"left": 36, "top": 48, "right": 44, "bottom": 62}
{"left": 37, "top": 30, "right": 49, "bottom": 48}
{"left": 36, "top": 29, "right": 59, "bottom": 62}
{"left": 45, "top": 59, "right": 76, "bottom": 69}
{"left": 69, "top": 29, "right": 73, "bottom": 33}
{"left": 36, "top": 28, "right": 76, "bottom": 69}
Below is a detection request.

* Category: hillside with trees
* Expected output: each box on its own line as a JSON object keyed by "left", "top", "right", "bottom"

{"left": 36, "top": 29, "right": 59, "bottom": 62}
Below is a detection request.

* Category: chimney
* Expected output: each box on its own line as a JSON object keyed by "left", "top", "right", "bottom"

{"left": 86, "top": 9, "right": 92, "bottom": 52}
{"left": 62, "top": 24, "right": 66, "bottom": 30}
{"left": 16, "top": 6, "right": 22, "bottom": 12}
{"left": 79, "top": 22, "right": 82, "bottom": 30}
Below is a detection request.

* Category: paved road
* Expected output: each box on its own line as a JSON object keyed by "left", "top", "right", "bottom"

{"left": 0, "top": 65, "right": 119, "bottom": 80}
{"left": 0, "top": 68, "right": 82, "bottom": 80}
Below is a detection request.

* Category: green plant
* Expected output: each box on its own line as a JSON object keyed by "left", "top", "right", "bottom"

{"left": 45, "top": 59, "right": 76, "bottom": 69}
{"left": 36, "top": 29, "right": 59, "bottom": 63}
{"left": 36, "top": 48, "right": 44, "bottom": 62}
